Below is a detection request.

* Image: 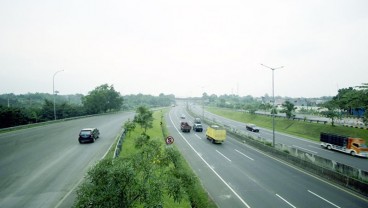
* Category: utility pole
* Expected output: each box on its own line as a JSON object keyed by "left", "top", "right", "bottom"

{"left": 260, "top": 64, "right": 284, "bottom": 147}
{"left": 53, "top": 69, "right": 64, "bottom": 120}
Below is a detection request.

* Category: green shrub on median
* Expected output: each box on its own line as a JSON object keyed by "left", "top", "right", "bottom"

{"left": 74, "top": 108, "right": 216, "bottom": 208}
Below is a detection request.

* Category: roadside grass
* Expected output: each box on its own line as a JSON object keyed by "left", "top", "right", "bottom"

{"left": 207, "top": 107, "right": 368, "bottom": 142}
{"left": 120, "top": 108, "right": 216, "bottom": 208}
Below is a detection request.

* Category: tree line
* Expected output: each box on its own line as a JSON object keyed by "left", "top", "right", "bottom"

{"left": 322, "top": 83, "right": 368, "bottom": 125}
{"left": 199, "top": 83, "right": 368, "bottom": 125}
{"left": 0, "top": 84, "right": 175, "bottom": 128}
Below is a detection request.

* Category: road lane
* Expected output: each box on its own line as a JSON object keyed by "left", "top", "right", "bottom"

{"left": 189, "top": 104, "right": 368, "bottom": 171}
{"left": 169, "top": 105, "right": 368, "bottom": 207}
{"left": 0, "top": 112, "right": 133, "bottom": 208}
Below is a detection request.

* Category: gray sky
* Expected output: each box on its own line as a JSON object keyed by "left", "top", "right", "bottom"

{"left": 1, "top": 0, "right": 367, "bottom": 98}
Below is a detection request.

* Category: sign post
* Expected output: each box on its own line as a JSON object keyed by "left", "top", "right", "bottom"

{"left": 165, "top": 136, "right": 174, "bottom": 145}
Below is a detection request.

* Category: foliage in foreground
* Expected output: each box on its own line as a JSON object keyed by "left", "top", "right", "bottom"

{"left": 74, "top": 108, "right": 215, "bottom": 208}
{"left": 74, "top": 135, "right": 194, "bottom": 208}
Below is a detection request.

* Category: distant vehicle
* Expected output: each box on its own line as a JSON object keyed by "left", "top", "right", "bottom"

{"left": 246, "top": 124, "right": 260, "bottom": 132}
{"left": 194, "top": 117, "right": 201, "bottom": 124}
{"left": 320, "top": 132, "right": 368, "bottom": 157}
{"left": 180, "top": 122, "right": 191, "bottom": 132}
{"left": 193, "top": 123, "right": 203, "bottom": 132}
{"left": 206, "top": 125, "right": 226, "bottom": 144}
{"left": 180, "top": 114, "right": 186, "bottom": 119}
{"left": 78, "top": 128, "right": 100, "bottom": 143}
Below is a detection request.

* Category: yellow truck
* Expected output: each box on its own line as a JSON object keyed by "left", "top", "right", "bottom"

{"left": 206, "top": 125, "right": 226, "bottom": 144}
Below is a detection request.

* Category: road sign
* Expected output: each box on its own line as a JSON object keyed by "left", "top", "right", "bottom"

{"left": 165, "top": 136, "right": 174, "bottom": 145}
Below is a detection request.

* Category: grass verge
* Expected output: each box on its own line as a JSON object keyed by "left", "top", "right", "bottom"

{"left": 207, "top": 107, "right": 368, "bottom": 142}
{"left": 120, "top": 108, "right": 217, "bottom": 208}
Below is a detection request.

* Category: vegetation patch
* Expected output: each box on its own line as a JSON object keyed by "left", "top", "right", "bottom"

{"left": 74, "top": 107, "right": 216, "bottom": 208}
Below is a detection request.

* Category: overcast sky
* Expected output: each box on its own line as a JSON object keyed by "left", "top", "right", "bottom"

{"left": 0, "top": 0, "right": 367, "bottom": 98}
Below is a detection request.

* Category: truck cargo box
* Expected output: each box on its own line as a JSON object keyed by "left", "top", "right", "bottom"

{"left": 206, "top": 125, "right": 226, "bottom": 144}
{"left": 320, "top": 133, "right": 348, "bottom": 146}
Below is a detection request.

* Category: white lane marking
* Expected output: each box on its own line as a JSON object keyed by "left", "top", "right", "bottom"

{"left": 230, "top": 136, "right": 368, "bottom": 203}
{"left": 216, "top": 150, "right": 232, "bottom": 162}
{"left": 235, "top": 149, "right": 254, "bottom": 161}
{"left": 195, "top": 134, "right": 202, "bottom": 140}
{"left": 308, "top": 145, "right": 322, "bottom": 150}
{"left": 292, "top": 145, "right": 318, "bottom": 154}
{"left": 308, "top": 190, "right": 341, "bottom": 208}
{"left": 308, "top": 145, "right": 334, "bottom": 153}
{"left": 169, "top": 112, "right": 251, "bottom": 208}
{"left": 276, "top": 194, "right": 296, "bottom": 208}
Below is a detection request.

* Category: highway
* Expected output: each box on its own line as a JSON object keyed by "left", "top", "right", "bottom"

{"left": 168, "top": 105, "right": 368, "bottom": 207}
{"left": 0, "top": 112, "right": 133, "bottom": 208}
{"left": 189, "top": 104, "right": 368, "bottom": 171}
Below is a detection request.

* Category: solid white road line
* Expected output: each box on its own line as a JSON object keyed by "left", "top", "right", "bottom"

{"left": 292, "top": 145, "right": 318, "bottom": 154}
{"left": 169, "top": 112, "right": 251, "bottom": 208}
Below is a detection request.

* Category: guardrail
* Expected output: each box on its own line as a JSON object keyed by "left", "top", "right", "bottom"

{"left": 114, "top": 130, "right": 126, "bottom": 158}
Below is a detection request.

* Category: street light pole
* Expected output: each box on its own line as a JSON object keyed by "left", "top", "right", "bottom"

{"left": 260, "top": 64, "right": 284, "bottom": 147}
{"left": 53, "top": 70, "right": 64, "bottom": 120}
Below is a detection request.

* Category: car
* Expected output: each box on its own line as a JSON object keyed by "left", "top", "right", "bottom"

{"left": 180, "top": 114, "right": 186, "bottom": 119}
{"left": 246, "top": 124, "right": 260, "bottom": 132}
{"left": 193, "top": 123, "right": 203, "bottom": 132}
{"left": 78, "top": 128, "right": 100, "bottom": 143}
{"left": 194, "top": 117, "right": 201, "bottom": 124}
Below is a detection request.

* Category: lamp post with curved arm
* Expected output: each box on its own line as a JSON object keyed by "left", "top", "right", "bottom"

{"left": 53, "top": 70, "right": 64, "bottom": 120}
{"left": 260, "top": 64, "right": 284, "bottom": 147}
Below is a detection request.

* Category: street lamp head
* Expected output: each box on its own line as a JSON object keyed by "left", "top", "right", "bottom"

{"left": 260, "top": 63, "right": 284, "bottom": 70}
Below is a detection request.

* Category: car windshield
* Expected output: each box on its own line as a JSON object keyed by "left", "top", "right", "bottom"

{"left": 359, "top": 144, "right": 367, "bottom": 148}
{"left": 80, "top": 130, "right": 92, "bottom": 136}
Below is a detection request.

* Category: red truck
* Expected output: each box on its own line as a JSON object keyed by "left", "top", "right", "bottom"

{"left": 180, "top": 122, "right": 191, "bottom": 133}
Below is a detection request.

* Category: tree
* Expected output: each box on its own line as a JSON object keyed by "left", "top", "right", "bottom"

{"left": 321, "top": 100, "right": 340, "bottom": 126}
{"left": 244, "top": 103, "right": 258, "bottom": 114}
{"left": 40, "top": 99, "right": 54, "bottom": 121}
{"left": 133, "top": 106, "right": 153, "bottom": 133}
{"left": 280, "top": 101, "right": 297, "bottom": 119}
{"left": 0, "top": 105, "right": 28, "bottom": 128}
{"left": 82, "top": 84, "right": 123, "bottom": 114}
{"left": 123, "top": 119, "right": 136, "bottom": 136}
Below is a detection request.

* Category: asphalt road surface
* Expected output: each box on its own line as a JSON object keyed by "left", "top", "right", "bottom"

{"left": 168, "top": 105, "right": 368, "bottom": 207}
{"left": 0, "top": 112, "right": 133, "bottom": 208}
{"left": 189, "top": 104, "right": 368, "bottom": 171}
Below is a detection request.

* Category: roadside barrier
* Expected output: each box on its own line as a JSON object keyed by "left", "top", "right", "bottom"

{"left": 114, "top": 130, "right": 126, "bottom": 158}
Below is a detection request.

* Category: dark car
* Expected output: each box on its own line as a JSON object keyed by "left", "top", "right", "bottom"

{"left": 246, "top": 124, "right": 260, "bottom": 132}
{"left": 193, "top": 123, "right": 203, "bottom": 132}
{"left": 78, "top": 128, "right": 100, "bottom": 143}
